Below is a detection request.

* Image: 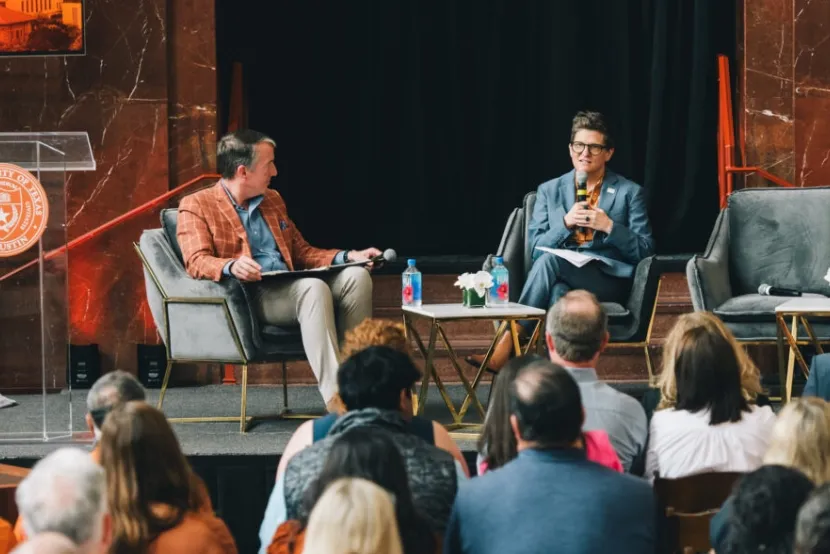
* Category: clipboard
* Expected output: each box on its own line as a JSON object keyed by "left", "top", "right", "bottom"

{"left": 261, "top": 259, "right": 370, "bottom": 278}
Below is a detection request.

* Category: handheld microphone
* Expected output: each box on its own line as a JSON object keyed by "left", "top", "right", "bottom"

{"left": 368, "top": 248, "right": 397, "bottom": 268}
{"left": 576, "top": 170, "right": 588, "bottom": 232}
{"left": 758, "top": 284, "right": 802, "bottom": 297}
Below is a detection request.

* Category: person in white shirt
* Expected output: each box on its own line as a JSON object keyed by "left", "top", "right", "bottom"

{"left": 646, "top": 311, "right": 776, "bottom": 480}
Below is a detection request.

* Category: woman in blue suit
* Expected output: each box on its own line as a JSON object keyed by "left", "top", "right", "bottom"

{"left": 470, "top": 111, "right": 655, "bottom": 371}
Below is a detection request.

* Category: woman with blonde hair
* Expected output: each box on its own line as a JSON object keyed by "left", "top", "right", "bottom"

{"left": 710, "top": 397, "right": 830, "bottom": 552}
{"left": 764, "top": 397, "right": 830, "bottom": 483}
{"left": 303, "top": 477, "right": 403, "bottom": 554}
{"left": 646, "top": 311, "right": 776, "bottom": 479}
{"left": 101, "top": 401, "right": 237, "bottom": 554}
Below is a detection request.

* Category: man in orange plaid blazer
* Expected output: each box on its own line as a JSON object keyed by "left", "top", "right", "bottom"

{"left": 177, "top": 130, "right": 379, "bottom": 410}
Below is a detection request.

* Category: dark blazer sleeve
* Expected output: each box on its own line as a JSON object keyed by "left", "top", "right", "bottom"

{"left": 804, "top": 353, "right": 830, "bottom": 400}
{"left": 528, "top": 181, "right": 573, "bottom": 261}
{"left": 601, "top": 185, "right": 655, "bottom": 264}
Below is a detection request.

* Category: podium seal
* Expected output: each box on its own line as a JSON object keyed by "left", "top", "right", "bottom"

{"left": 0, "top": 163, "right": 50, "bottom": 258}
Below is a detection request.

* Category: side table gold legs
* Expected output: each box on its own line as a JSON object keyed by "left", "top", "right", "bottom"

{"left": 403, "top": 314, "right": 544, "bottom": 432}
{"left": 777, "top": 313, "right": 825, "bottom": 403}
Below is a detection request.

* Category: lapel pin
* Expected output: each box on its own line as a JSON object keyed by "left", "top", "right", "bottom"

{"left": 279, "top": 220, "right": 289, "bottom": 231}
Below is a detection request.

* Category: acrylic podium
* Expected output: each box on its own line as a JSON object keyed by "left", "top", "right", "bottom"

{"left": 0, "top": 132, "right": 95, "bottom": 443}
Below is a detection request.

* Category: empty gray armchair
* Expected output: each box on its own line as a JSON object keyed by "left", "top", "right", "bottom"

{"left": 687, "top": 187, "right": 830, "bottom": 342}
{"left": 135, "top": 209, "right": 307, "bottom": 432}
{"left": 485, "top": 191, "right": 662, "bottom": 382}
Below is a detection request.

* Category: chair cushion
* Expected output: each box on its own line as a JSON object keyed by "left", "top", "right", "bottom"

{"left": 728, "top": 187, "right": 830, "bottom": 296}
{"left": 160, "top": 209, "right": 184, "bottom": 263}
{"left": 715, "top": 293, "right": 828, "bottom": 322}
{"left": 602, "top": 302, "right": 630, "bottom": 319}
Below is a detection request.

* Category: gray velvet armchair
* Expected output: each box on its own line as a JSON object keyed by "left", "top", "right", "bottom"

{"left": 687, "top": 187, "right": 830, "bottom": 393}
{"left": 485, "top": 191, "right": 663, "bottom": 382}
{"left": 135, "top": 209, "right": 307, "bottom": 432}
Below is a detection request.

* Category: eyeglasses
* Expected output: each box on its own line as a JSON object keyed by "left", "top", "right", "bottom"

{"left": 570, "top": 142, "right": 607, "bottom": 155}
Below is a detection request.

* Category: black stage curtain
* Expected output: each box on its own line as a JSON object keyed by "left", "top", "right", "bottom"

{"left": 217, "top": 0, "right": 735, "bottom": 257}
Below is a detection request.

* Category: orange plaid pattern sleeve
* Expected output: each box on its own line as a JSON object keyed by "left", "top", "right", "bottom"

{"left": 177, "top": 188, "right": 238, "bottom": 282}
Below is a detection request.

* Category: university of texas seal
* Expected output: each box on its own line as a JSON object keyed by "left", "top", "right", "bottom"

{"left": 0, "top": 163, "right": 49, "bottom": 258}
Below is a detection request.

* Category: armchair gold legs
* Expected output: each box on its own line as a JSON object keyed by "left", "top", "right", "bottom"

{"left": 157, "top": 360, "right": 253, "bottom": 433}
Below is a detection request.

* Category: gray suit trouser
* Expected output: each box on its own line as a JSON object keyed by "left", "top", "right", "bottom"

{"left": 252, "top": 266, "right": 373, "bottom": 402}
{"left": 518, "top": 254, "right": 631, "bottom": 332}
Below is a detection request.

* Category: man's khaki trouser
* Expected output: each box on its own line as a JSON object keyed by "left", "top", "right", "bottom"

{"left": 252, "top": 266, "right": 372, "bottom": 403}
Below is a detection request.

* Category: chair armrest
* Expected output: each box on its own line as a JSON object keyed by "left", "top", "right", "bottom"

{"left": 137, "top": 230, "right": 261, "bottom": 362}
{"left": 687, "top": 210, "right": 732, "bottom": 311}
{"left": 624, "top": 256, "right": 659, "bottom": 340}
{"left": 493, "top": 207, "right": 526, "bottom": 301}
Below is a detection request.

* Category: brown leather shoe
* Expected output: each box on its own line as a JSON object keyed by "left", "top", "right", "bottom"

{"left": 465, "top": 331, "right": 518, "bottom": 373}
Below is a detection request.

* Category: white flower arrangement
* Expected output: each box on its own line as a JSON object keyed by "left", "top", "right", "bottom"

{"left": 454, "top": 270, "right": 494, "bottom": 299}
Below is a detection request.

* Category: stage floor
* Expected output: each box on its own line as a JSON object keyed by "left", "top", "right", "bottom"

{"left": 0, "top": 383, "right": 491, "bottom": 460}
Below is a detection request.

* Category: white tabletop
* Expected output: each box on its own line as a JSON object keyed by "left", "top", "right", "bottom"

{"left": 402, "top": 302, "right": 546, "bottom": 320}
{"left": 775, "top": 295, "right": 830, "bottom": 313}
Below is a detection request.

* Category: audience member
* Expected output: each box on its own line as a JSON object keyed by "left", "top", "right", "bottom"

{"left": 267, "top": 427, "right": 435, "bottom": 554}
{"left": 14, "top": 371, "right": 145, "bottom": 544}
{"left": 302, "top": 478, "right": 403, "bottom": 554}
{"left": 719, "top": 466, "right": 814, "bottom": 554}
{"left": 804, "top": 353, "right": 830, "bottom": 402}
{"left": 15, "top": 448, "right": 110, "bottom": 554}
{"left": 10, "top": 533, "right": 78, "bottom": 554}
{"left": 444, "top": 359, "right": 656, "bottom": 554}
{"left": 101, "top": 402, "right": 236, "bottom": 554}
{"left": 795, "top": 484, "right": 830, "bottom": 554}
{"left": 0, "top": 519, "right": 15, "bottom": 554}
{"left": 260, "top": 347, "right": 459, "bottom": 553}
{"left": 711, "top": 397, "right": 830, "bottom": 550}
{"left": 276, "top": 318, "right": 467, "bottom": 480}
{"left": 646, "top": 312, "right": 776, "bottom": 479}
{"left": 477, "top": 353, "right": 621, "bottom": 474}
{"left": 544, "top": 290, "right": 647, "bottom": 472}
{"left": 656, "top": 311, "right": 764, "bottom": 409}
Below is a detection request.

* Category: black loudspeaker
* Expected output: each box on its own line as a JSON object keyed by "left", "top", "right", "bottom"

{"left": 67, "top": 344, "right": 101, "bottom": 389}
{"left": 137, "top": 344, "right": 167, "bottom": 388}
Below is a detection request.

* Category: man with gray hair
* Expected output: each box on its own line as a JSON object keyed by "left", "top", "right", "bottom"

{"left": 11, "top": 532, "right": 79, "bottom": 554}
{"left": 545, "top": 290, "right": 647, "bottom": 473}
{"left": 15, "top": 448, "right": 110, "bottom": 554}
{"left": 85, "top": 370, "right": 146, "bottom": 446}
{"left": 177, "top": 129, "right": 380, "bottom": 411}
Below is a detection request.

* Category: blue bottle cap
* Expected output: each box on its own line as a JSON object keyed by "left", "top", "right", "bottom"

{"left": 407, "top": 258, "right": 416, "bottom": 266}
{"left": 494, "top": 256, "right": 503, "bottom": 265}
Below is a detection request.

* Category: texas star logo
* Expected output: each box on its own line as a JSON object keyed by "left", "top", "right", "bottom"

{"left": 0, "top": 163, "right": 49, "bottom": 258}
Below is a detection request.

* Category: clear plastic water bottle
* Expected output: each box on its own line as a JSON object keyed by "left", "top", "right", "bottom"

{"left": 489, "top": 256, "right": 509, "bottom": 306}
{"left": 402, "top": 258, "right": 422, "bottom": 307}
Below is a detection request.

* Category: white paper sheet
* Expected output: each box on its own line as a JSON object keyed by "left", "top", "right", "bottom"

{"left": 534, "top": 246, "right": 612, "bottom": 268}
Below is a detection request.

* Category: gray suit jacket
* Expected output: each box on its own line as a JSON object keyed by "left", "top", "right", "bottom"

{"left": 444, "top": 449, "right": 657, "bottom": 554}
{"left": 528, "top": 169, "right": 655, "bottom": 278}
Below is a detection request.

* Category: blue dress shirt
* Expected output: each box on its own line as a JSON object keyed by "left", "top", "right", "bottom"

{"left": 220, "top": 184, "right": 346, "bottom": 276}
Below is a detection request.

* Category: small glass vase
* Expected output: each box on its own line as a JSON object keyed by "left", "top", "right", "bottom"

{"left": 463, "top": 288, "right": 486, "bottom": 308}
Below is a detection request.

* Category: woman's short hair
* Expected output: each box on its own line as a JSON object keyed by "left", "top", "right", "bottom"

{"left": 478, "top": 354, "right": 546, "bottom": 470}
{"left": 341, "top": 318, "right": 408, "bottom": 358}
{"left": 657, "top": 312, "right": 762, "bottom": 414}
{"left": 765, "top": 397, "right": 830, "bottom": 484}
{"left": 303, "top": 478, "right": 403, "bottom": 554}
{"left": 725, "top": 465, "right": 814, "bottom": 554}
{"left": 101, "top": 401, "right": 203, "bottom": 554}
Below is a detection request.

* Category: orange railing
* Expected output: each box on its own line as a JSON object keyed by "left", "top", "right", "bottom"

{"left": 0, "top": 173, "right": 220, "bottom": 283}
{"left": 717, "top": 54, "right": 793, "bottom": 208}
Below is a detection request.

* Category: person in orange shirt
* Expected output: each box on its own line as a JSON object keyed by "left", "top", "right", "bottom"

{"left": 100, "top": 402, "right": 236, "bottom": 554}
{"left": 13, "top": 371, "right": 146, "bottom": 544}
{"left": 0, "top": 518, "right": 16, "bottom": 554}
